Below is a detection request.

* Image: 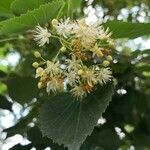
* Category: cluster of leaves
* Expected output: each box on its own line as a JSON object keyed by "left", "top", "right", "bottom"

{"left": 0, "top": 0, "right": 150, "bottom": 150}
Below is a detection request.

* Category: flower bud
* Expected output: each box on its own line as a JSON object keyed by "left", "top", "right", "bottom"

{"left": 38, "top": 82, "right": 43, "bottom": 89}
{"left": 122, "top": 48, "right": 132, "bottom": 57}
{"left": 113, "top": 78, "right": 118, "bottom": 86}
{"left": 96, "top": 50, "right": 103, "bottom": 57}
{"left": 34, "top": 51, "right": 41, "bottom": 58}
{"left": 106, "top": 55, "right": 113, "bottom": 61}
{"left": 52, "top": 19, "right": 58, "bottom": 27}
{"left": 32, "top": 62, "right": 39, "bottom": 68}
{"left": 78, "top": 69, "right": 84, "bottom": 75}
{"left": 108, "top": 40, "right": 114, "bottom": 48}
{"left": 60, "top": 46, "right": 66, "bottom": 52}
{"left": 102, "top": 60, "right": 110, "bottom": 67}
{"left": 35, "top": 67, "right": 44, "bottom": 78}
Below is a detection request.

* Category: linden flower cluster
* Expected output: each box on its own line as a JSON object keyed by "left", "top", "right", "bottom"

{"left": 32, "top": 18, "right": 114, "bottom": 100}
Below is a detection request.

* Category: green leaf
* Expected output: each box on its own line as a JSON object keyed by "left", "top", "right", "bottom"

{"left": 27, "top": 126, "right": 44, "bottom": 145}
{"left": 132, "top": 49, "right": 150, "bottom": 59}
{"left": 72, "top": 0, "right": 82, "bottom": 8}
{"left": 11, "top": 0, "right": 50, "bottom": 15}
{"left": 140, "top": 56, "right": 150, "bottom": 63}
{"left": 39, "top": 82, "right": 114, "bottom": 150}
{"left": 142, "top": 110, "right": 150, "bottom": 134}
{"left": 7, "top": 75, "right": 38, "bottom": 104}
{"left": 106, "top": 87, "right": 148, "bottom": 126}
{"left": 68, "top": 0, "right": 82, "bottom": 13}
{"left": 104, "top": 21, "right": 150, "bottom": 39}
{"left": 9, "top": 144, "right": 32, "bottom": 150}
{"left": 142, "top": 49, "right": 150, "bottom": 55}
{"left": 80, "top": 127, "right": 121, "bottom": 150}
{"left": 135, "top": 65, "right": 150, "bottom": 72}
{"left": 0, "top": 0, "right": 14, "bottom": 18}
{"left": 0, "top": 0, "right": 64, "bottom": 35}
{"left": 27, "top": 126, "right": 67, "bottom": 150}
{"left": 133, "top": 130, "right": 150, "bottom": 149}
{"left": 0, "top": 94, "right": 12, "bottom": 111}
{"left": 0, "top": 70, "right": 7, "bottom": 78}
{"left": 16, "top": 54, "right": 36, "bottom": 76}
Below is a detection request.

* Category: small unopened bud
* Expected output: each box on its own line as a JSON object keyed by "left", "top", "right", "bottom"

{"left": 113, "top": 78, "right": 118, "bottom": 86}
{"left": 35, "top": 67, "right": 44, "bottom": 78}
{"left": 38, "top": 82, "right": 43, "bottom": 89}
{"left": 60, "top": 46, "right": 66, "bottom": 52}
{"left": 78, "top": 69, "right": 84, "bottom": 75}
{"left": 34, "top": 51, "right": 41, "bottom": 58}
{"left": 108, "top": 40, "right": 114, "bottom": 48}
{"left": 96, "top": 50, "right": 103, "bottom": 57}
{"left": 106, "top": 55, "right": 113, "bottom": 61}
{"left": 52, "top": 19, "right": 58, "bottom": 27}
{"left": 122, "top": 48, "right": 132, "bottom": 57}
{"left": 32, "top": 62, "right": 39, "bottom": 68}
{"left": 102, "top": 60, "right": 110, "bottom": 67}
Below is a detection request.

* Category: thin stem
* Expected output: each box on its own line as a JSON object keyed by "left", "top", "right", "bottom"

{"left": 51, "top": 35, "right": 72, "bottom": 50}
{"left": 60, "top": 38, "right": 72, "bottom": 51}
{"left": 39, "top": 61, "right": 46, "bottom": 66}
{"left": 51, "top": 35, "right": 60, "bottom": 39}
{"left": 60, "top": 37, "right": 71, "bottom": 45}
{"left": 40, "top": 56, "right": 46, "bottom": 62}
{"left": 53, "top": 50, "right": 61, "bottom": 62}
{"left": 0, "top": 37, "right": 20, "bottom": 43}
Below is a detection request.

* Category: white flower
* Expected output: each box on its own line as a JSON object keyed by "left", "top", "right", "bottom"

{"left": 46, "top": 77, "right": 63, "bottom": 93}
{"left": 66, "top": 57, "right": 82, "bottom": 72}
{"left": 97, "top": 27, "right": 112, "bottom": 39}
{"left": 33, "top": 25, "right": 51, "bottom": 47}
{"left": 32, "top": 18, "right": 114, "bottom": 99}
{"left": 82, "top": 67, "right": 97, "bottom": 86}
{"left": 35, "top": 67, "right": 44, "bottom": 78}
{"left": 45, "top": 61, "right": 61, "bottom": 76}
{"left": 74, "top": 19, "right": 97, "bottom": 48}
{"left": 90, "top": 44, "right": 104, "bottom": 58}
{"left": 71, "top": 85, "right": 87, "bottom": 100}
{"left": 55, "top": 18, "right": 76, "bottom": 38}
{"left": 46, "top": 79, "right": 57, "bottom": 93}
{"left": 65, "top": 71, "right": 79, "bottom": 86}
{"left": 97, "top": 68, "right": 112, "bottom": 85}
{"left": 73, "top": 20, "right": 112, "bottom": 48}
{"left": 88, "top": 21, "right": 112, "bottom": 39}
